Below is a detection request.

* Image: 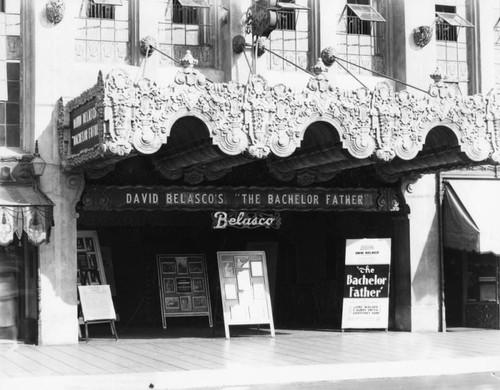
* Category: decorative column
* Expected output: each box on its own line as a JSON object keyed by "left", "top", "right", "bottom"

{"left": 402, "top": 175, "right": 443, "bottom": 331}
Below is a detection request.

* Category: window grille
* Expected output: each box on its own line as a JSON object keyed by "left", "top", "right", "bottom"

{"left": 75, "top": 0, "right": 129, "bottom": 63}
{"left": 158, "top": 0, "right": 214, "bottom": 68}
{"left": 265, "top": 0, "right": 309, "bottom": 71}
{"left": 435, "top": 4, "right": 473, "bottom": 82}
{"left": 336, "top": 0, "right": 386, "bottom": 75}
{"left": 276, "top": 9, "right": 296, "bottom": 30}
{"left": 0, "top": 62, "right": 20, "bottom": 148}
{"left": 87, "top": 2, "right": 115, "bottom": 19}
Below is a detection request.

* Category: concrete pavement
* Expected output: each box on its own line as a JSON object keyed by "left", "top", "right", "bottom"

{"left": 1, "top": 327, "right": 500, "bottom": 390}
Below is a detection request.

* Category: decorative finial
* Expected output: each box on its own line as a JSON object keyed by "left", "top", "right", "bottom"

{"left": 180, "top": 50, "right": 198, "bottom": 68}
{"left": 430, "top": 66, "right": 446, "bottom": 83}
{"left": 310, "top": 58, "right": 327, "bottom": 76}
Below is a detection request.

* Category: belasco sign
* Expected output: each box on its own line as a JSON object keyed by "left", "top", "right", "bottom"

{"left": 212, "top": 211, "right": 281, "bottom": 229}
{"left": 82, "top": 185, "right": 401, "bottom": 213}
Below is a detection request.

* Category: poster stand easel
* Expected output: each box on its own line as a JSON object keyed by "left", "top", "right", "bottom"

{"left": 216, "top": 251, "right": 275, "bottom": 339}
{"left": 82, "top": 319, "right": 118, "bottom": 342}
{"left": 76, "top": 230, "right": 113, "bottom": 339}
{"left": 157, "top": 254, "right": 213, "bottom": 329}
{"left": 78, "top": 285, "right": 118, "bottom": 342}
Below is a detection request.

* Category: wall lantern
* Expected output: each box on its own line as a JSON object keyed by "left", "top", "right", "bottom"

{"left": 30, "top": 141, "right": 46, "bottom": 178}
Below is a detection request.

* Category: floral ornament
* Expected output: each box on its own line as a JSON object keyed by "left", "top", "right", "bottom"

{"left": 413, "top": 26, "right": 433, "bottom": 48}
{"left": 46, "top": 0, "right": 65, "bottom": 25}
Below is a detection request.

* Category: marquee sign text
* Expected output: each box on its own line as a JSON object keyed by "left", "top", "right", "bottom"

{"left": 70, "top": 97, "right": 101, "bottom": 155}
{"left": 82, "top": 185, "right": 400, "bottom": 212}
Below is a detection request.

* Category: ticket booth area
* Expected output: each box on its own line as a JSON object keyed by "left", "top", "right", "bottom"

{"left": 444, "top": 249, "right": 500, "bottom": 329}
{"left": 465, "top": 252, "right": 500, "bottom": 328}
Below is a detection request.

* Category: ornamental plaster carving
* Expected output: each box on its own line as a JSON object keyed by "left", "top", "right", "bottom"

{"left": 104, "top": 68, "right": 135, "bottom": 156}
{"left": 377, "top": 188, "right": 400, "bottom": 212}
{"left": 60, "top": 58, "right": 500, "bottom": 173}
{"left": 65, "top": 173, "right": 85, "bottom": 219}
{"left": 486, "top": 87, "right": 500, "bottom": 163}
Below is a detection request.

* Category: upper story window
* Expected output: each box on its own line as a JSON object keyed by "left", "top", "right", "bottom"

{"left": 337, "top": 0, "right": 386, "bottom": 75}
{"left": 435, "top": 4, "right": 473, "bottom": 82}
{"left": 158, "top": 0, "right": 214, "bottom": 67}
{"left": 494, "top": 1, "right": 500, "bottom": 84}
{"left": 75, "top": 0, "right": 129, "bottom": 63}
{"left": 435, "top": 5, "right": 473, "bottom": 41}
{"left": 346, "top": 1, "right": 384, "bottom": 35}
{"left": 0, "top": 0, "right": 21, "bottom": 149}
{"left": 87, "top": 1, "right": 116, "bottom": 19}
{"left": 266, "top": 0, "right": 309, "bottom": 71}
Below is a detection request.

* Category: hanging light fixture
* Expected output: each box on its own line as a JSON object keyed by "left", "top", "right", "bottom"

{"left": 30, "top": 141, "right": 46, "bottom": 179}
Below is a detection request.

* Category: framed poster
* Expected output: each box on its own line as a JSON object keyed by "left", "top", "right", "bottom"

{"left": 77, "top": 230, "right": 111, "bottom": 330}
{"left": 341, "top": 238, "right": 391, "bottom": 330}
{"left": 77, "top": 230, "right": 107, "bottom": 287}
{"left": 156, "top": 254, "right": 213, "bottom": 329}
{"left": 217, "top": 251, "right": 275, "bottom": 339}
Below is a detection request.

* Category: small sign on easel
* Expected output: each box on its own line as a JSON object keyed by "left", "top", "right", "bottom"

{"left": 216, "top": 251, "right": 275, "bottom": 339}
{"left": 78, "top": 284, "right": 118, "bottom": 342}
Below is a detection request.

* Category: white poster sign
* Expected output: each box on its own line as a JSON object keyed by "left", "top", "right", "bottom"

{"left": 341, "top": 238, "right": 391, "bottom": 330}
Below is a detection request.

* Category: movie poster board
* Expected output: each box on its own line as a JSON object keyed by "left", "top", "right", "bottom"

{"left": 77, "top": 230, "right": 111, "bottom": 333}
{"left": 217, "top": 251, "right": 275, "bottom": 339}
{"left": 341, "top": 238, "right": 391, "bottom": 330}
{"left": 77, "top": 230, "right": 107, "bottom": 287}
{"left": 156, "top": 254, "right": 213, "bottom": 329}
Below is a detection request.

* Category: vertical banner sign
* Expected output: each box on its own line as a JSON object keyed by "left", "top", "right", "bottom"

{"left": 341, "top": 238, "right": 391, "bottom": 330}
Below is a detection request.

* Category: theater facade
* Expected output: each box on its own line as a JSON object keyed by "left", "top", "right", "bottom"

{"left": 54, "top": 51, "right": 500, "bottom": 341}
{"left": 5, "top": 0, "right": 500, "bottom": 345}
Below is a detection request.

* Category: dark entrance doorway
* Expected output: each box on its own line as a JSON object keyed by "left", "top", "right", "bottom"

{"left": 78, "top": 209, "right": 395, "bottom": 334}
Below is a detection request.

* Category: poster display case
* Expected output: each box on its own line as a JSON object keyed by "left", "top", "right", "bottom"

{"left": 76, "top": 230, "right": 114, "bottom": 337}
{"left": 156, "top": 254, "right": 213, "bottom": 329}
{"left": 77, "top": 230, "right": 107, "bottom": 287}
{"left": 217, "top": 251, "right": 275, "bottom": 339}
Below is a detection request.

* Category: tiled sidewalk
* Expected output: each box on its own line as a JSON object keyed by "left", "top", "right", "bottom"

{"left": 1, "top": 328, "right": 500, "bottom": 389}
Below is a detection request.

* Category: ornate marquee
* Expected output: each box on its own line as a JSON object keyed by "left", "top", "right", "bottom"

{"left": 58, "top": 52, "right": 500, "bottom": 176}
